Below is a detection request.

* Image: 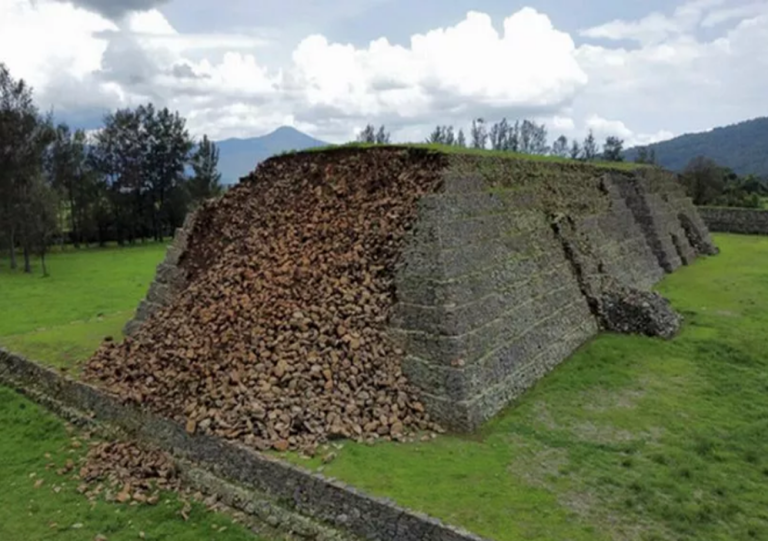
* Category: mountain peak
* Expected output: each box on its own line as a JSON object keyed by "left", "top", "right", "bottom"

{"left": 269, "top": 125, "right": 303, "bottom": 135}
{"left": 215, "top": 127, "right": 329, "bottom": 185}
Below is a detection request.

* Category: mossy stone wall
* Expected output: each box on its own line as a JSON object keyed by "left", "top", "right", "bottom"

{"left": 392, "top": 159, "right": 717, "bottom": 431}
{"left": 698, "top": 207, "right": 768, "bottom": 235}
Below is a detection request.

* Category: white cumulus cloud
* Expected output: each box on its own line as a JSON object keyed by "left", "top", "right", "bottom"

{"left": 580, "top": 0, "right": 728, "bottom": 45}
{"left": 584, "top": 115, "right": 675, "bottom": 147}
{"left": 0, "top": 1, "right": 588, "bottom": 142}
{"left": 0, "top": 0, "right": 115, "bottom": 93}
{"left": 289, "top": 7, "right": 588, "bottom": 128}
{"left": 573, "top": 0, "right": 768, "bottom": 146}
{"left": 1, "top": 0, "right": 767, "bottom": 149}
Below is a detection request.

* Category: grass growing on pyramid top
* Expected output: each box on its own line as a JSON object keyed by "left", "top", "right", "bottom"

{"left": 273, "top": 141, "right": 647, "bottom": 172}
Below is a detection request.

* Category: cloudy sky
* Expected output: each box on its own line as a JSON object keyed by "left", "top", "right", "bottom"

{"left": 1, "top": 0, "right": 766, "bottom": 146}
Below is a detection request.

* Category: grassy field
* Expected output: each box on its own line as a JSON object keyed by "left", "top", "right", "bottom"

{"left": 0, "top": 385, "right": 267, "bottom": 541}
{"left": 2, "top": 236, "right": 768, "bottom": 541}
{"left": 284, "top": 233, "right": 768, "bottom": 541}
{"left": 0, "top": 244, "right": 274, "bottom": 541}
{"left": 0, "top": 243, "right": 166, "bottom": 371}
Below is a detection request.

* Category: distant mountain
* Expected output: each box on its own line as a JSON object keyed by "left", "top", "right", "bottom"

{"left": 625, "top": 117, "right": 768, "bottom": 177}
{"left": 216, "top": 126, "right": 329, "bottom": 184}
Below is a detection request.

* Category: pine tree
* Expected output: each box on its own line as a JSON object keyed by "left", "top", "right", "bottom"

{"left": 456, "top": 129, "right": 467, "bottom": 148}
{"left": 470, "top": 118, "right": 488, "bottom": 149}
{"left": 427, "top": 125, "right": 444, "bottom": 144}
{"left": 582, "top": 129, "right": 598, "bottom": 161}
{"left": 356, "top": 124, "right": 376, "bottom": 143}
{"left": 374, "top": 125, "right": 391, "bottom": 144}
{"left": 188, "top": 135, "right": 223, "bottom": 203}
{"left": 602, "top": 136, "right": 625, "bottom": 162}
{"left": 569, "top": 140, "right": 582, "bottom": 160}
{"left": 551, "top": 135, "right": 569, "bottom": 158}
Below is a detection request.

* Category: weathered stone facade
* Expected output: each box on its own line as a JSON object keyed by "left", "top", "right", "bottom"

{"left": 390, "top": 162, "right": 717, "bottom": 431}
{"left": 698, "top": 206, "right": 768, "bottom": 235}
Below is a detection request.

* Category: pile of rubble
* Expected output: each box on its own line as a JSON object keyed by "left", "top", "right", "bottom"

{"left": 84, "top": 148, "right": 447, "bottom": 453}
{"left": 76, "top": 441, "right": 182, "bottom": 504}
{"left": 598, "top": 286, "right": 682, "bottom": 339}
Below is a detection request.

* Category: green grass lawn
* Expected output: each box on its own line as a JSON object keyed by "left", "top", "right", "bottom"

{"left": 0, "top": 386, "right": 266, "bottom": 541}
{"left": 3, "top": 235, "right": 768, "bottom": 541}
{"left": 0, "top": 243, "right": 166, "bottom": 370}
{"left": 283, "top": 234, "right": 768, "bottom": 541}
{"left": 0, "top": 244, "right": 273, "bottom": 540}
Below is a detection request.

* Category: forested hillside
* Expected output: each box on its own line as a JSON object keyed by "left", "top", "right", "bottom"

{"left": 626, "top": 117, "right": 768, "bottom": 176}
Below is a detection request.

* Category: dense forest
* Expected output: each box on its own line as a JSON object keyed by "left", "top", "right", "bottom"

{"left": 0, "top": 63, "right": 224, "bottom": 275}
{"left": 678, "top": 156, "right": 768, "bottom": 208}
{"left": 625, "top": 117, "right": 768, "bottom": 176}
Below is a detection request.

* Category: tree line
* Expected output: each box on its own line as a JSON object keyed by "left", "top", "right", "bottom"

{"left": 357, "top": 120, "right": 768, "bottom": 208}
{"left": 0, "top": 63, "right": 224, "bottom": 275}
{"left": 680, "top": 155, "right": 767, "bottom": 209}
{"left": 356, "top": 118, "right": 653, "bottom": 164}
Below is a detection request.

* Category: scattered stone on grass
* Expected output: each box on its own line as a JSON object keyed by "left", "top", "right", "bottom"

{"left": 598, "top": 286, "right": 682, "bottom": 339}
{"left": 72, "top": 440, "right": 181, "bottom": 506}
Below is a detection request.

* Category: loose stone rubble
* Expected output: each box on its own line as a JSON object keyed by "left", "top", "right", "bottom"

{"left": 84, "top": 149, "right": 447, "bottom": 453}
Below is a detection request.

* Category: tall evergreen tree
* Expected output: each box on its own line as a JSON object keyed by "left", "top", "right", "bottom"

{"left": 582, "top": 129, "right": 598, "bottom": 161}
{"left": 443, "top": 125, "right": 455, "bottom": 146}
{"left": 530, "top": 122, "right": 549, "bottom": 155}
{"left": 602, "top": 136, "right": 625, "bottom": 162}
{"left": 143, "top": 104, "right": 193, "bottom": 241}
{"left": 519, "top": 120, "right": 535, "bottom": 154}
{"left": 26, "top": 173, "right": 60, "bottom": 276}
{"left": 551, "top": 135, "right": 569, "bottom": 158}
{"left": 427, "top": 125, "right": 445, "bottom": 144}
{"left": 374, "top": 125, "right": 391, "bottom": 144}
{"left": 456, "top": 129, "right": 467, "bottom": 148}
{"left": 45, "top": 124, "right": 92, "bottom": 246}
{"left": 506, "top": 121, "right": 520, "bottom": 152}
{"left": 188, "top": 135, "right": 223, "bottom": 204}
{"left": 569, "top": 140, "right": 582, "bottom": 160}
{"left": 470, "top": 118, "right": 488, "bottom": 149}
{"left": 356, "top": 124, "right": 376, "bottom": 143}
{"left": 0, "top": 63, "right": 55, "bottom": 271}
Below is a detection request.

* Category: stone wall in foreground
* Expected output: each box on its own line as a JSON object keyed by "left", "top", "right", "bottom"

{"left": 392, "top": 159, "right": 718, "bottom": 431}
{"left": 0, "top": 348, "right": 487, "bottom": 541}
{"left": 698, "top": 206, "right": 768, "bottom": 235}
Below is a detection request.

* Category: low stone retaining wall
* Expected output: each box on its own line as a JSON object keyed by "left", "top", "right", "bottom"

{"left": 123, "top": 208, "right": 200, "bottom": 337}
{"left": 0, "top": 348, "right": 487, "bottom": 541}
{"left": 698, "top": 207, "right": 768, "bottom": 235}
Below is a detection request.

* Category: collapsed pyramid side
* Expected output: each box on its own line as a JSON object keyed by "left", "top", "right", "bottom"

{"left": 111, "top": 148, "right": 718, "bottom": 445}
